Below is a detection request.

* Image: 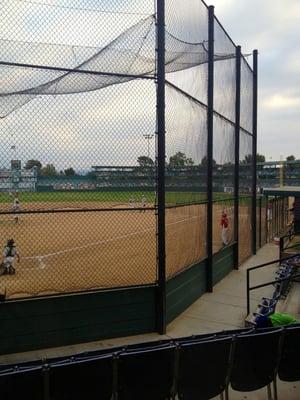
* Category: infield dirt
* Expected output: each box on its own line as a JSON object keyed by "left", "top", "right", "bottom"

{"left": 0, "top": 203, "right": 252, "bottom": 299}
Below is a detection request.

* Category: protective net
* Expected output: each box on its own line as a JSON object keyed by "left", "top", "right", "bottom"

{"left": 0, "top": 2, "right": 234, "bottom": 119}
{"left": 211, "top": 20, "right": 236, "bottom": 254}
{"left": 213, "top": 116, "right": 235, "bottom": 253}
{"left": 239, "top": 128, "right": 253, "bottom": 263}
{"left": 0, "top": 0, "right": 258, "bottom": 298}
{"left": 164, "top": 0, "right": 209, "bottom": 276}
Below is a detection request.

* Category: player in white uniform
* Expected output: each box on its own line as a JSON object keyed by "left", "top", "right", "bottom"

{"left": 12, "top": 193, "right": 20, "bottom": 223}
{"left": 2, "top": 239, "right": 20, "bottom": 274}
{"left": 129, "top": 196, "right": 136, "bottom": 209}
{"left": 141, "top": 194, "right": 147, "bottom": 212}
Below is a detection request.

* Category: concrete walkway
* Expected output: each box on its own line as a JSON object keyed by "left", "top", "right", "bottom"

{"left": 1, "top": 243, "right": 299, "bottom": 399}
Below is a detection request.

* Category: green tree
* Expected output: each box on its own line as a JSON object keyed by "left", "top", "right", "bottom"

{"left": 286, "top": 155, "right": 295, "bottom": 161}
{"left": 25, "top": 159, "right": 42, "bottom": 171}
{"left": 137, "top": 156, "right": 154, "bottom": 167}
{"left": 257, "top": 154, "right": 266, "bottom": 163}
{"left": 41, "top": 164, "right": 57, "bottom": 176}
{"left": 64, "top": 167, "right": 75, "bottom": 176}
{"left": 241, "top": 153, "right": 265, "bottom": 164}
{"left": 200, "top": 156, "right": 217, "bottom": 167}
{"left": 169, "top": 152, "right": 194, "bottom": 166}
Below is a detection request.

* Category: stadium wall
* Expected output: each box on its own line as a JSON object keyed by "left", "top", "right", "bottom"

{"left": 212, "top": 244, "right": 235, "bottom": 285}
{"left": 0, "top": 286, "right": 156, "bottom": 355}
{"left": 0, "top": 244, "right": 236, "bottom": 355}
{"left": 166, "top": 259, "right": 207, "bottom": 324}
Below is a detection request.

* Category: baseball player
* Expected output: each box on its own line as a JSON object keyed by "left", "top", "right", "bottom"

{"left": 12, "top": 192, "right": 20, "bottom": 223}
{"left": 141, "top": 194, "right": 147, "bottom": 212}
{"left": 221, "top": 210, "right": 229, "bottom": 246}
{"left": 2, "top": 239, "right": 20, "bottom": 275}
{"left": 129, "top": 196, "right": 136, "bottom": 209}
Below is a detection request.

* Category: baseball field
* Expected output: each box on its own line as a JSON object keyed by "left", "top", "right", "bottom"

{"left": 0, "top": 191, "right": 252, "bottom": 299}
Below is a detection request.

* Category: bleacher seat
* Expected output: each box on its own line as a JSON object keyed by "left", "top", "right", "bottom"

{"left": 176, "top": 331, "right": 217, "bottom": 344}
{"left": 0, "top": 366, "right": 44, "bottom": 400}
{"left": 117, "top": 344, "right": 175, "bottom": 400}
{"left": 176, "top": 336, "right": 232, "bottom": 400}
{"left": 215, "top": 327, "right": 255, "bottom": 336}
{"left": 49, "top": 353, "right": 115, "bottom": 400}
{"left": 278, "top": 324, "right": 300, "bottom": 382}
{"left": 230, "top": 328, "right": 283, "bottom": 400}
{"left": 2, "top": 326, "right": 299, "bottom": 400}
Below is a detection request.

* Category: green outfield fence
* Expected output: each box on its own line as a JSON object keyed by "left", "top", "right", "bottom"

{"left": 0, "top": 1, "right": 281, "bottom": 348}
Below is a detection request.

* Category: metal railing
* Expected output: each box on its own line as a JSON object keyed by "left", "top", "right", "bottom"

{"left": 279, "top": 226, "right": 297, "bottom": 258}
{"left": 246, "top": 253, "right": 300, "bottom": 315}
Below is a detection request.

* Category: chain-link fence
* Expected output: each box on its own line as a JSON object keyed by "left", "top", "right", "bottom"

{"left": 0, "top": 0, "right": 258, "bottom": 299}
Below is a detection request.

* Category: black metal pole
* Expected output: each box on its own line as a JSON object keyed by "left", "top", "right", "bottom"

{"left": 234, "top": 45, "right": 241, "bottom": 269}
{"left": 156, "top": 0, "right": 166, "bottom": 334}
{"left": 246, "top": 268, "right": 250, "bottom": 315}
{"left": 275, "top": 197, "right": 278, "bottom": 237}
{"left": 252, "top": 49, "right": 258, "bottom": 254}
{"left": 206, "top": 6, "right": 214, "bottom": 292}
{"left": 259, "top": 196, "right": 262, "bottom": 248}
{"left": 266, "top": 195, "right": 269, "bottom": 242}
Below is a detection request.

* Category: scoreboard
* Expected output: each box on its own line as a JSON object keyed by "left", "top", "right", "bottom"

{"left": 0, "top": 160, "right": 37, "bottom": 192}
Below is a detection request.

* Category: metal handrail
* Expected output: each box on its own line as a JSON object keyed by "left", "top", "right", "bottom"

{"left": 279, "top": 225, "right": 296, "bottom": 258}
{"left": 246, "top": 253, "right": 300, "bottom": 315}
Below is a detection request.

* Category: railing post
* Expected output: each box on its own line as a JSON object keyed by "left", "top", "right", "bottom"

{"left": 259, "top": 196, "right": 262, "bottom": 248}
{"left": 246, "top": 268, "right": 250, "bottom": 315}
{"left": 266, "top": 195, "right": 269, "bottom": 242}
{"left": 251, "top": 49, "right": 258, "bottom": 255}
{"left": 234, "top": 45, "right": 241, "bottom": 269}
{"left": 275, "top": 197, "right": 278, "bottom": 237}
{"left": 156, "top": 0, "right": 166, "bottom": 334}
{"left": 206, "top": 5, "right": 214, "bottom": 292}
{"left": 279, "top": 236, "right": 283, "bottom": 259}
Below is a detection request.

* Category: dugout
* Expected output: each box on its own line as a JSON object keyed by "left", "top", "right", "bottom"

{"left": 0, "top": 0, "right": 262, "bottom": 355}
{"left": 263, "top": 186, "right": 300, "bottom": 234}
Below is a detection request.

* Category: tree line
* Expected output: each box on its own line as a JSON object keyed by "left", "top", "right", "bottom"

{"left": 24, "top": 154, "right": 298, "bottom": 176}
{"left": 137, "top": 152, "right": 268, "bottom": 167}
{"left": 25, "top": 160, "right": 75, "bottom": 176}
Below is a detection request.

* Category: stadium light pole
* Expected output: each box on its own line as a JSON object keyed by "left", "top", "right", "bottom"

{"left": 143, "top": 133, "right": 154, "bottom": 159}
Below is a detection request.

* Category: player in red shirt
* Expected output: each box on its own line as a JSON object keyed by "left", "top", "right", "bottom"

{"left": 221, "top": 210, "right": 229, "bottom": 246}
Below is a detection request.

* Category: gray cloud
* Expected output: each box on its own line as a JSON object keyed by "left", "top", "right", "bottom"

{"left": 210, "top": 0, "right": 300, "bottom": 160}
{"left": 1, "top": 0, "right": 299, "bottom": 168}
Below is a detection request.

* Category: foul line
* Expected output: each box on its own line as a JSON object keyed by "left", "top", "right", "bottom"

{"left": 22, "top": 214, "right": 201, "bottom": 266}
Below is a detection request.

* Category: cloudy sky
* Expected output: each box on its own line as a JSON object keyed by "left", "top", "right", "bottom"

{"left": 1, "top": 0, "right": 299, "bottom": 170}
{"left": 210, "top": 0, "right": 300, "bottom": 161}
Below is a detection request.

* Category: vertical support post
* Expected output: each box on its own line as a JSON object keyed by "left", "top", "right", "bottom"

{"left": 206, "top": 6, "right": 214, "bottom": 292}
{"left": 234, "top": 45, "right": 241, "bottom": 269}
{"left": 156, "top": 0, "right": 166, "bottom": 334}
{"left": 251, "top": 49, "right": 258, "bottom": 254}
{"left": 246, "top": 269, "right": 250, "bottom": 316}
{"left": 279, "top": 236, "right": 284, "bottom": 259}
{"left": 266, "top": 195, "right": 269, "bottom": 242}
{"left": 259, "top": 196, "right": 262, "bottom": 248}
{"left": 275, "top": 197, "right": 278, "bottom": 237}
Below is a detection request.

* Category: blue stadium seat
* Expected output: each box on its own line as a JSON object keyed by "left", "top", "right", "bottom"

{"left": 49, "top": 353, "right": 114, "bottom": 400}
{"left": 230, "top": 328, "right": 283, "bottom": 400}
{"left": 278, "top": 324, "right": 300, "bottom": 382}
{"left": 176, "top": 336, "right": 232, "bottom": 400}
{"left": 117, "top": 344, "right": 175, "bottom": 400}
{"left": 0, "top": 366, "right": 44, "bottom": 400}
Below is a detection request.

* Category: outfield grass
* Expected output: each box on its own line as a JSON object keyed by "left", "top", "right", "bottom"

{"left": 0, "top": 190, "right": 252, "bottom": 205}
